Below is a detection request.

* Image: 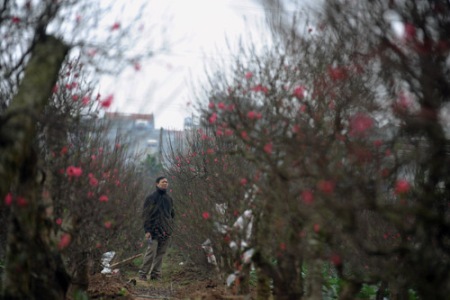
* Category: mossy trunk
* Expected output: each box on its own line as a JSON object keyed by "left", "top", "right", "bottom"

{"left": 0, "top": 35, "right": 69, "bottom": 300}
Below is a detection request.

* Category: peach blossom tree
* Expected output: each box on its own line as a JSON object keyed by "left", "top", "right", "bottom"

{"left": 184, "top": 0, "right": 450, "bottom": 297}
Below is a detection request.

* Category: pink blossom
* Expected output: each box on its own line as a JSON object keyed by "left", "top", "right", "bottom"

{"left": 111, "top": 22, "right": 120, "bottom": 31}
{"left": 263, "top": 143, "right": 273, "bottom": 154}
{"left": 82, "top": 96, "right": 90, "bottom": 106}
{"left": 240, "top": 178, "right": 248, "bottom": 186}
{"left": 317, "top": 180, "right": 335, "bottom": 194}
{"left": 89, "top": 177, "right": 99, "bottom": 187}
{"left": 208, "top": 102, "right": 215, "bottom": 109}
{"left": 60, "top": 146, "right": 68, "bottom": 156}
{"left": 134, "top": 62, "right": 141, "bottom": 71}
{"left": 71, "top": 95, "right": 79, "bottom": 101}
{"left": 245, "top": 72, "right": 253, "bottom": 79}
{"left": 217, "top": 102, "right": 226, "bottom": 110}
{"left": 373, "top": 140, "right": 383, "bottom": 147}
{"left": 328, "top": 66, "right": 347, "bottom": 81}
{"left": 224, "top": 129, "right": 233, "bottom": 136}
{"left": 241, "top": 131, "right": 249, "bottom": 140}
{"left": 58, "top": 233, "right": 72, "bottom": 250}
{"left": 202, "top": 211, "right": 210, "bottom": 220}
{"left": 313, "top": 223, "right": 320, "bottom": 233}
{"left": 99, "top": 195, "right": 109, "bottom": 202}
{"left": 403, "top": 23, "right": 416, "bottom": 41}
{"left": 349, "top": 113, "right": 373, "bottom": 137}
{"left": 100, "top": 95, "right": 113, "bottom": 108}
{"left": 301, "top": 190, "right": 314, "bottom": 205}
{"left": 66, "top": 166, "right": 83, "bottom": 177}
{"left": 293, "top": 86, "right": 306, "bottom": 99}
{"left": 11, "top": 16, "right": 21, "bottom": 24}
{"left": 4, "top": 193, "right": 13, "bottom": 206}
{"left": 247, "top": 111, "right": 258, "bottom": 119}
{"left": 52, "top": 84, "right": 59, "bottom": 94}
{"left": 395, "top": 179, "right": 411, "bottom": 195}
{"left": 56, "top": 218, "right": 63, "bottom": 225}
{"left": 330, "top": 254, "right": 342, "bottom": 266}
{"left": 209, "top": 113, "right": 217, "bottom": 124}
{"left": 251, "top": 84, "right": 269, "bottom": 94}
{"left": 104, "top": 221, "right": 112, "bottom": 229}
{"left": 394, "top": 91, "right": 412, "bottom": 112}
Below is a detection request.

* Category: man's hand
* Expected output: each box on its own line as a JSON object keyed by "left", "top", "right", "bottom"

{"left": 145, "top": 232, "right": 153, "bottom": 247}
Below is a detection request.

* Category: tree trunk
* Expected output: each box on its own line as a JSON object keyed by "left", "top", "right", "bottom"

{"left": 256, "top": 267, "right": 271, "bottom": 300}
{"left": 304, "top": 259, "right": 323, "bottom": 300}
{"left": 1, "top": 35, "right": 69, "bottom": 300}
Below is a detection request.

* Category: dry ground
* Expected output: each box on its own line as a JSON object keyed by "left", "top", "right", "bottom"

{"left": 86, "top": 249, "right": 254, "bottom": 300}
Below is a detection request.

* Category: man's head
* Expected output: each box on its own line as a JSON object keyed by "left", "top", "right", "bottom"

{"left": 155, "top": 176, "right": 169, "bottom": 190}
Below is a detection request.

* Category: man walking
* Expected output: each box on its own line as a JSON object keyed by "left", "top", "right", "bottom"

{"left": 138, "top": 176, "right": 175, "bottom": 280}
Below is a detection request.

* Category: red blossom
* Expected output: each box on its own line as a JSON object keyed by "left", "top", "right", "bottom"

{"left": 58, "top": 233, "right": 71, "bottom": 250}
{"left": 111, "top": 22, "right": 120, "bottom": 30}
{"left": 224, "top": 129, "right": 233, "bottom": 136}
{"left": 4, "top": 193, "right": 13, "bottom": 206}
{"left": 208, "top": 102, "right": 215, "bottom": 109}
{"left": 247, "top": 111, "right": 258, "bottom": 119}
{"left": 251, "top": 84, "right": 269, "bottom": 94}
{"left": 202, "top": 211, "right": 210, "bottom": 220}
{"left": 373, "top": 139, "right": 383, "bottom": 147}
{"left": 217, "top": 102, "right": 226, "bottom": 110}
{"left": 395, "top": 179, "right": 411, "bottom": 195}
{"left": 56, "top": 218, "right": 63, "bottom": 225}
{"left": 394, "top": 91, "right": 412, "bottom": 112}
{"left": 104, "top": 221, "right": 112, "bottom": 228}
{"left": 240, "top": 178, "right": 248, "bottom": 186}
{"left": 349, "top": 113, "right": 374, "bottom": 137}
{"left": 293, "top": 86, "right": 306, "bottom": 99}
{"left": 209, "top": 113, "right": 217, "bottom": 124}
{"left": 317, "top": 180, "right": 335, "bottom": 194}
{"left": 82, "top": 96, "right": 90, "bottom": 106}
{"left": 301, "top": 190, "right": 314, "bottom": 205}
{"left": 60, "top": 146, "right": 68, "bottom": 156}
{"left": 330, "top": 254, "right": 342, "bottom": 266}
{"left": 99, "top": 195, "right": 109, "bottom": 202}
{"left": 403, "top": 23, "right": 416, "bottom": 41}
{"left": 52, "top": 84, "right": 59, "bottom": 94}
{"left": 66, "top": 166, "right": 83, "bottom": 177}
{"left": 313, "top": 223, "right": 320, "bottom": 233}
{"left": 71, "top": 95, "right": 79, "bottom": 101}
{"left": 100, "top": 95, "right": 113, "bottom": 108}
{"left": 245, "top": 72, "right": 253, "bottom": 79}
{"left": 241, "top": 131, "right": 249, "bottom": 140}
{"left": 89, "top": 176, "right": 99, "bottom": 187}
{"left": 328, "top": 66, "right": 348, "bottom": 81}
{"left": 263, "top": 143, "right": 273, "bottom": 154}
{"left": 11, "top": 16, "right": 21, "bottom": 24}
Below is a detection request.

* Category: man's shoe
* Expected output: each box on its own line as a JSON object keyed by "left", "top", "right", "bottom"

{"left": 150, "top": 274, "right": 161, "bottom": 281}
{"left": 139, "top": 274, "right": 147, "bottom": 281}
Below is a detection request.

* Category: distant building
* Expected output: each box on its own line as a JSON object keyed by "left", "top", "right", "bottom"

{"left": 103, "top": 112, "right": 158, "bottom": 158}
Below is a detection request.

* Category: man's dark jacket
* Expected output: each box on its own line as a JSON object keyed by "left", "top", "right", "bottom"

{"left": 143, "top": 188, "right": 175, "bottom": 241}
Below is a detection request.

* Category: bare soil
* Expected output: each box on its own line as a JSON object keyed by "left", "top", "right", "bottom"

{"left": 86, "top": 250, "right": 254, "bottom": 300}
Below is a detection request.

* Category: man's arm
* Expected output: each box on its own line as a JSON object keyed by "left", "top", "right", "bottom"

{"left": 143, "top": 195, "right": 155, "bottom": 235}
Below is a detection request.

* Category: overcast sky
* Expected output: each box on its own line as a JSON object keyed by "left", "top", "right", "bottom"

{"left": 98, "top": 0, "right": 268, "bottom": 130}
